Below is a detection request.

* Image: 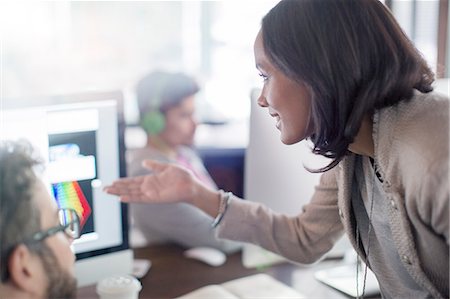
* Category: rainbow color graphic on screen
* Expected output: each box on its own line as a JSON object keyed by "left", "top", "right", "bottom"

{"left": 52, "top": 181, "right": 92, "bottom": 229}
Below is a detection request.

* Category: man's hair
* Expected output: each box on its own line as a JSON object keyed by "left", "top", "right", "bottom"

{"left": 0, "top": 140, "right": 43, "bottom": 281}
{"left": 136, "top": 70, "right": 200, "bottom": 120}
{"left": 262, "top": 0, "right": 434, "bottom": 172}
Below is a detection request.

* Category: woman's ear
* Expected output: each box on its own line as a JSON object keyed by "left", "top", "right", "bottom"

{"left": 8, "top": 244, "right": 46, "bottom": 297}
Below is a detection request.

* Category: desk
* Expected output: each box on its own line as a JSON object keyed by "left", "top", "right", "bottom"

{"left": 77, "top": 244, "right": 378, "bottom": 298}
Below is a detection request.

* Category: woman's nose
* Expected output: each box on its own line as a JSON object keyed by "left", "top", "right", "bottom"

{"left": 257, "top": 93, "right": 268, "bottom": 107}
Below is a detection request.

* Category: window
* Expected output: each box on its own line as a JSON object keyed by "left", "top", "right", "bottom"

{"left": 1, "top": 0, "right": 447, "bottom": 129}
{"left": 388, "top": 0, "right": 448, "bottom": 78}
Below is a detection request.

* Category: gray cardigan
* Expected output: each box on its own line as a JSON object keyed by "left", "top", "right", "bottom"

{"left": 217, "top": 91, "right": 449, "bottom": 298}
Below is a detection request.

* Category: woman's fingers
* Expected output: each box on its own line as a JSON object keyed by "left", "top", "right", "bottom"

{"left": 104, "top": 166, "right": 180, "bottom": 203}
{"left": 104, "top": 174, "right": 164, "bottom": 203}
{"left": 104, "top": 176, "right": 145, "bottom": 196}
{"left": 106, "top": 187, "right": 150, "bottom": 203}
{"left": 119, "top": 194, "right": 149, "bottom": 203}
{"left": 105, "top": 187, "right": 144, "bottom": 198}
{"left": 106, "top": 176, "right": 144, "bottom": 188}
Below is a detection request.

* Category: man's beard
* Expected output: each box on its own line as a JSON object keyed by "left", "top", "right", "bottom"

{"left": 37, "top": 244, "right": 77, "bottom": 299}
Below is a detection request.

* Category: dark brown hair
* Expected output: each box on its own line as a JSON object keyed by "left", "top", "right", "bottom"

{"left": 262, "top": 0, "right": 434, "bottom": 171}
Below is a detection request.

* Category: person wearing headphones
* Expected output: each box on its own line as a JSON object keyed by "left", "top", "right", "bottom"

{"left": 127, "top": 70, "right": 241, "bottom": 253}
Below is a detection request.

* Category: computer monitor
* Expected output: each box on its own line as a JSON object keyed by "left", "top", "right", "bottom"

{"left": 243, "top": 88, "right": 351, "bottom": 268}
{"left": 2, "top": 91, "right": 133, "bottom": 287}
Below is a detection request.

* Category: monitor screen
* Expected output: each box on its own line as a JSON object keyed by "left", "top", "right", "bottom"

{"left": 2, "top": 91, "right": 131, "bottom": 286}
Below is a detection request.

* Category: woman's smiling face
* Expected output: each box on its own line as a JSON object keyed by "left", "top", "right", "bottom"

{"left": 254, "top": 29, "right": 313, "bottom": 145}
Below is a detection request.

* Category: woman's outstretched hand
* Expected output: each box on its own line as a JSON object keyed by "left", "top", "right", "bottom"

{"left": 103, "top": 159, "right": 201, "bottom": 204}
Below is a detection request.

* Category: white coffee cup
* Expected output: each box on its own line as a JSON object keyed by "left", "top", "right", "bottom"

{"left": 96, "top": 274, "right": 142, "bottom": 299}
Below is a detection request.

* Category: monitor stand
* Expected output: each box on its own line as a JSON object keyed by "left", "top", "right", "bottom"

{"left": 75, "top": 249, "right": 133, "bottom": 287}
{"left": 128, "top": 225, "right": 152, "bottom": 278}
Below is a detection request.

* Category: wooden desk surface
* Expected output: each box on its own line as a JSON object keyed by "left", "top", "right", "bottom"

{"left": 77, "top": 244, "right": 376, "bottom": 299}
{"left": 134, "top": 244, "right": 264, "bottom": 298}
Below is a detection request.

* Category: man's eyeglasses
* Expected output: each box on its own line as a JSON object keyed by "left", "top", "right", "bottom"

{"left": 28, "top": 208, "right": 81, "bottom": 243}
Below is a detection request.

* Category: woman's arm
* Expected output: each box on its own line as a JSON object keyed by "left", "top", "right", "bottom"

{"left": 104, "top": 159, "right": 223, "bottom": 218}
{"left": 105, "top": 159, "right": 345, "bottom": 263}
{"left": 216, "top": 168, "right": 344, "bottom": 264}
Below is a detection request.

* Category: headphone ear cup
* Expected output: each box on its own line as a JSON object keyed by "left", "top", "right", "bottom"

{"left": 141, "top": 110, "right": 166, "bottom": 135}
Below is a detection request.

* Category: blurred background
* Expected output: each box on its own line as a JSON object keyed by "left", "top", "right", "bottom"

{"left": 1, "top": 2, "right": 448, "bottom": 294}
{"left": 0, "top": 0, "right": 448, "bottom": 149}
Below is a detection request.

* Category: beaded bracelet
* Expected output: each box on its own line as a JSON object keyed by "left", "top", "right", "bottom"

{"left": 211, "top": 190, "right": 232, "bottom": 228}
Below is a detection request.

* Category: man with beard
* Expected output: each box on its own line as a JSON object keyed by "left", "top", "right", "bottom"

{"left": 0, "top": 140, "right": 79, "bottom": 299}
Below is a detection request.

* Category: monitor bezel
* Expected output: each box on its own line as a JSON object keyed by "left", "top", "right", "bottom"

{"left": 3, "top": 90, "right": 130, "bottom": 260}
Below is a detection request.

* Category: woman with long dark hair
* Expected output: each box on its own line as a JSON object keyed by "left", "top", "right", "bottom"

{"left": 106, "top": 1, "right": 448, "bottom": 297}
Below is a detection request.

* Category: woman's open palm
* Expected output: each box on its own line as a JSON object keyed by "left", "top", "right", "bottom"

{"left": 104, "top": 160, "right": 200, "bottom": 204}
